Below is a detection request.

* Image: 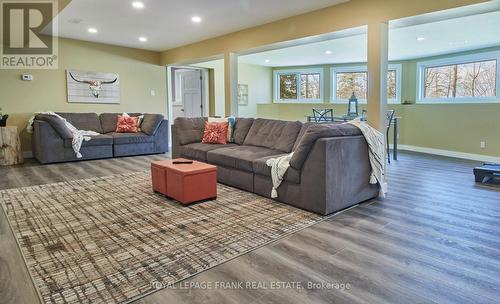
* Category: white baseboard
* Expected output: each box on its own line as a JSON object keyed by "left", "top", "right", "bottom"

{"left": 393, "top": 144, "right": 500, "bottom": 163}
{"left": 23, "top": 151, "right": 33, "bottom": 158}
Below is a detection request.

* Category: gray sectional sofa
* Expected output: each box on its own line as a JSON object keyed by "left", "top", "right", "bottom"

{"left": 32, "top": 112, "right": 168, "bottom": 164}
{"left": 172, "top": 117, "right": 379, "bottom": 215}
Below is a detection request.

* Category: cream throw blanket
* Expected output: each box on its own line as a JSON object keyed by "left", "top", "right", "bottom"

{"left": 346, "top": 119, "right": 387, "bottom": 197}
{"left": 27, "top": 112, "right": 99, "bottom": 158}
{"left": 266, "top": 152, "right": 294, "bottom": 198}
{"left": 266, "top": 120, "right": 387, "bottom": 198}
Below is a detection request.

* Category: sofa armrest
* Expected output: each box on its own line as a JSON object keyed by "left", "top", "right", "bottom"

{"left": 299, "top": 135, "right": 379, "bottom": 214}
{"left": 153, "top": 119, "right": 169, "bottom": 152}
{"left": 32, "top": 120, "right": 65, "bottom": 164}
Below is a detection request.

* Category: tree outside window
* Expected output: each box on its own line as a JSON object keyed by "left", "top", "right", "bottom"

{"left": 279, "top": 74, "right": 297, "bottom": 99}
{"left": 300, "top": 73, "right": 321, "bottom": 99}
{"left": 423, "top": 60, "right": 497, "bottom": 99}
{"left": 335, "top": 70, "right": 397, "bottom": 100}
{"left": 276, "top": 69, "right": 322, "bottom": 102}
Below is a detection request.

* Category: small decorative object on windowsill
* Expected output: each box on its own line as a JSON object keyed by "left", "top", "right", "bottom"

{"left": 401, "top": 100, "right": 412, "bottom": 105}
{"left": 0, "top": 108, "right": 8, "bottom": 127}
{"left": 348, "top": 92, "right": 359, "bottom": 117}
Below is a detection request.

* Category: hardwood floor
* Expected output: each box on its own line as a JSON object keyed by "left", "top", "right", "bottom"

{"left": 1, "top": 152, "right": 499, "bottom": 304}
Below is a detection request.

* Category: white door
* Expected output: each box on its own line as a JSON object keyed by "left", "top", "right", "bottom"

{"left": 181, "top": 70, "right": 203, "bottom": 117}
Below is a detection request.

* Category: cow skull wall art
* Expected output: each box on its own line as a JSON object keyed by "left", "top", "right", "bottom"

{"left": 69, "top": 72, "right": 118, "bottom": 98}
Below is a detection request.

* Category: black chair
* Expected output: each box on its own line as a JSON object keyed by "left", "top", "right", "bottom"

{"left": 312, "top": 109, "right": 334, "bottom": 123}
{"left": 386, "top": 110, "right": 395, "bottom": 164}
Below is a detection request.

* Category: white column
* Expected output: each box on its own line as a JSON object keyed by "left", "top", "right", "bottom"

{"left": 367, "top": 21, "right": 389, "bottom": 134}
{"left": 224, "top": 52, "right": 238, "bottom": 117}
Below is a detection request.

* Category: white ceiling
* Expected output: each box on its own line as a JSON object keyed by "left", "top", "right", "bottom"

{"left": 55, "top": 0, "right": 348, "bottom": 51}
{"left": 239, "top": 10, "right": 500, "bottom": 67}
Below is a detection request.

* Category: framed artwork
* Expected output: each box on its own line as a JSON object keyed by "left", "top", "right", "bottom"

{"left": 66, "top": 70, "right": 120, "bottom": 104}
{"left": 238, "top": 84, "right": 248, "bottom": 105}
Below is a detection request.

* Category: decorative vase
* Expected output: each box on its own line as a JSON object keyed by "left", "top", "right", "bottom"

{"left": 0, "top": 115, "right": 8, "bottom": 127}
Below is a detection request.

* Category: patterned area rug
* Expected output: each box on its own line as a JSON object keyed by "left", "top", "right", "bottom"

{"left": 0, "top": 171, "right": 324, "bottom": 304}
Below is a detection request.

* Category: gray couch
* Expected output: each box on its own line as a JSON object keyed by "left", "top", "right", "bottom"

{"left": 172, "top": 117, "right": 379, "bottom": 215}
{"left": 32, "top": 112, "right": 168, "bottom": 164}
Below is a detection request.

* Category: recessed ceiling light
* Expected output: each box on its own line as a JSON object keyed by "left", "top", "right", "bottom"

{"left": 88, "top": 28, "right": 97, "bottom": 34}
{"left": 132, "top": 1, "right": 144, "bottom": 9}
{"left": 139, "top": 37, "right": 147, "bottom": 42}
{"left": 265, "top": 59, "right": 270, "bottom": 63}
{"left": 191, "top": 16, "right": 202, "bottom": 23}
{"left": 416, "top": 37, "right": 425, "bottom": 41}
{"left": 325, "top": 50, "right": 332, "bottom": 54}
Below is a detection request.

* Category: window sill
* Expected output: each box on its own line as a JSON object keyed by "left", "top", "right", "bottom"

{"left": 416, "top": 100, "right": 500, "bottom": 105}
{"left": 273, "top": 100, "right": 325, "bottom": 104}
{"left": 330, "top": 100, "right": 402, "bottom": 105}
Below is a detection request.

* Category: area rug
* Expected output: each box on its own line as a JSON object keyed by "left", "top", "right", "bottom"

{"left": 0, "top": 171, "right": 324, "bottom": 304}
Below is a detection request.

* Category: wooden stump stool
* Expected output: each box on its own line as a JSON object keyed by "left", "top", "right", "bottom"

{"left": 0, "top": 126, "right": 24, "bottom": 166}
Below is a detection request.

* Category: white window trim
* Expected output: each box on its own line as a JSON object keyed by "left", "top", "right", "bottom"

{"left": 330, "top": 64, "right": 402, "bottom": 104}
{"left": 416, "top": 51, "right": 500, "bottom": 104}
{"left": 273, "top": 68, "right": 324, "bottom": 103}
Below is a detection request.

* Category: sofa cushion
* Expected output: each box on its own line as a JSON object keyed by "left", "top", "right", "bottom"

{"left": 63, "top": 134, "right": 113, "bottom": 148}
{"left": 275, "top": 120, "right": 303, "bottom": 152}
{"left": 207, "top": 145, "right": 282, "bottom": 172}
{"left": 35, "top": 114, "right": 73, "bottom": 139}
{"left": 243, "top": 118, "right": 302, "bottom": 153}
{"left": 201, "top": 121, "right": 229, "bottom": 144}
{"left": 100, "top": 113, "right": 142, "bottom": 133}
{"left": 175, "top": 117, "right": 207, "bottom": 145}
{"left": 56, "top": 112, "right": 103, "bottom": 133}
{"left": 233, "top": 118, "right": 254, "bottom": 145}
{"left": 181, "top": 142, "right": 237, "bottom": 162}
{"left": 116, "top": 115, "right": 139, "bottom": 133}
{"left": 109, "top": 132, "right": 154, "bottom": 145}
{"left": 290, "top": 123, "right": 362, "bottom": 170}
{"left": 208, "top": 116, "right": 235, "bottom": 142}
{"left": 141, "top": 114, "right": 164, "bottom": 136}
{"left": 252, "top": 155, "right": 301, "bottom": 184}
{"left": 292, "top": 122, "right": 315, "bottom": 151}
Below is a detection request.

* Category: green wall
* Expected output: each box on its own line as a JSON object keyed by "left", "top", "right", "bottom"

{"left": 258, "top": 46, "right": 500, "bottom": 158}
{"left": 193, "top": 60, "right": 273, "bottom": 118}
{"left": 0, "top": 37, "right": 167, "bottom": 152}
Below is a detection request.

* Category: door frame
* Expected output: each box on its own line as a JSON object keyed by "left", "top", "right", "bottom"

{"left": 166, "top": 65, "right": 209, "bottom": 147}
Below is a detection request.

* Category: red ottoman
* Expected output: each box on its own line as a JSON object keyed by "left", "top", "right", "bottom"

{"left": 151, "top": 158, "right": 217, "bottom": 205}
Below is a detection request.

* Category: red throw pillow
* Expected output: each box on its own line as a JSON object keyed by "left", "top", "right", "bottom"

{"left": 202, "top": 122, "right": 228, "bottom": 144}
{"left": 116, "top": 115, "right": 139, "bottom": 133}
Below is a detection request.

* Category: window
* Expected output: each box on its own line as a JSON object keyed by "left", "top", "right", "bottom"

{"left": 331, "top": 64, "right": 402, "bottom": 103}
{"left": 417, "top": 52, "right": 499, "bottom": 103}
{"left": 335, "top": 71, "right": 368, "bottom": 100}
{"left": 274, "top": 69, "right": 323, "bottom": 102}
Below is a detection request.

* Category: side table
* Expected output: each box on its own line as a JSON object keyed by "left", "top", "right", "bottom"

{"left": 0, "top": 126, "right": 24, "bottom": 166}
